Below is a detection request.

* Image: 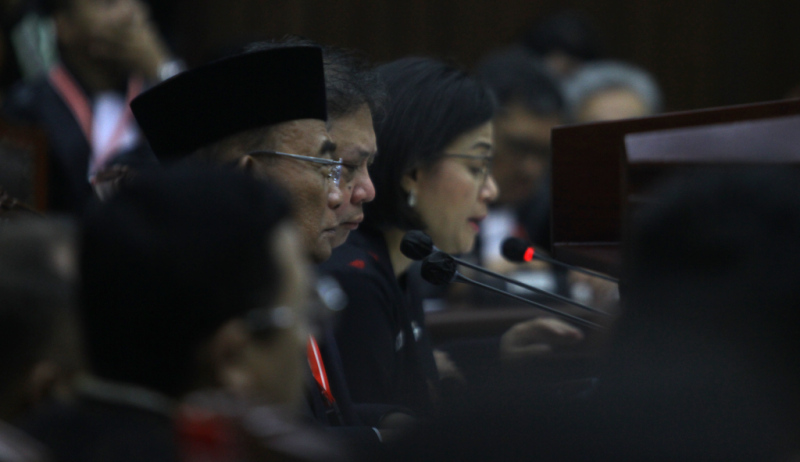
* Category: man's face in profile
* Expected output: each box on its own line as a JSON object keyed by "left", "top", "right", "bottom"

{"left": 328, "top": 104, "right": 377, "bottom": 248}
{"left": 251, "top": 119, "right": 342, "bottom": 263}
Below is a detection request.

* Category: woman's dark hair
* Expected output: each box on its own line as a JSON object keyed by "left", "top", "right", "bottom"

{"left": 364, "top": 57, "right": 497, "bottom": 230}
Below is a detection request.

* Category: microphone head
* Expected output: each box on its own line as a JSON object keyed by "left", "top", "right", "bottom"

{"left": 400, "top": 230, "right": 435, "bottom": 261}
{"left": 420, "top": 251, "right": 458, "bottom": 285}
{"left": 501, "top": 237, "right": 535, "bottom": 263}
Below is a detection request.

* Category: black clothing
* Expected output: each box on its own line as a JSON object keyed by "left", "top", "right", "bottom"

{"left": 2, "top": 70, "right": 157, "bottom": 215}
{"left": 306, "top": 328, "right": 380, "bottom": 450}
{"left": 306, "top": 325, "right": 415, "bottom": 452}
{"left": 318, "top": 226, "right": 437, "bottom": 416}
{"left": 20, "top": 396, "right": 179, "bottom": 462}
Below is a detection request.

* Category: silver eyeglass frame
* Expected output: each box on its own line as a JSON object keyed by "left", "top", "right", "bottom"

{"left": 247, "top": 150, "right": 344, "bottom": 187}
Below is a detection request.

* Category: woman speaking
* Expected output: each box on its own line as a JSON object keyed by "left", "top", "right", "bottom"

{"left": 319, "top": 57, "right": 498, "bottom": 416}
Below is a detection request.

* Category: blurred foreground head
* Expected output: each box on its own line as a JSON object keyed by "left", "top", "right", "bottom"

{"left": 375, "top": 168, "right": 800, "bottom": 462}
{"left": 80, "top": 165, "right": 311, "bottom": 402}
{"left": 0, "top": 218, "right": 82, "bottom": 421}
{"left": 606, "top": 166, "right": 800, "bottom": 460}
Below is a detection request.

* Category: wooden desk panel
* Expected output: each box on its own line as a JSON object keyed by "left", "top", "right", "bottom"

{"left": 550, "top": 98, "right": 800, "bottom": 276}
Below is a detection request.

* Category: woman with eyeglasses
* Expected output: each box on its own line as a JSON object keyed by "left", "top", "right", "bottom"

{"left": 318, "top": 57, "right": 499, "bottom": 417}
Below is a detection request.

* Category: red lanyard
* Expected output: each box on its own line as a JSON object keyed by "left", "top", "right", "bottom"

{"left": 48, "top": 64, "right": 144, "bottom": 181}
{"left": 307, "top": 335, "right": 336, "bottom": 406}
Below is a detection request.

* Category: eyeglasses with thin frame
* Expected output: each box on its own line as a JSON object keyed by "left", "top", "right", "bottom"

{"left": 247, "top": 150, "right": 344, "bottom": 187}
{"left": 442, "top": 153, "right": 493, "bottom": 185}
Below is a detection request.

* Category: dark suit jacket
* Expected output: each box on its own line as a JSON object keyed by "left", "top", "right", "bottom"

{"left": 2, "top": 70, "right": 157, "bottom": 215}
{"left": 19, "top": 396, "right": 180, "bottom": 462}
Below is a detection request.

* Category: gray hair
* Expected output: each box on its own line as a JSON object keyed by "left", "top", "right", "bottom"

{"left": 562, "top": 60, "right": 663, "bottom": 122}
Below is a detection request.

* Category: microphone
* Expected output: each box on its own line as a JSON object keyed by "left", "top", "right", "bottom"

{"left": 401, "top": 231, "right": 610, "bottom": 317}
{"left": 501, "top": 237, "right": 619, "bottom": 284}
{"left": 400, "top": 230, "right": 434, "bottom": 261}
{"left": 421, "top": 251, "right": 605, "bottom": 330}
{"left": 419, "top": 250, "right": 458, "bottom": 285}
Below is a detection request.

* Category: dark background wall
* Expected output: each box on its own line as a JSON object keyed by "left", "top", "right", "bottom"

{"left": 169, "top": 0, "right": 800, "bottom": 112}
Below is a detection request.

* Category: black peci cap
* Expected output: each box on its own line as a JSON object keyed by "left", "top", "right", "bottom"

{"left": 131, "top": 46, "right": 328, "bottom": 161}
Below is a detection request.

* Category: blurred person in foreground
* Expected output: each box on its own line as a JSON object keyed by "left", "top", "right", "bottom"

{"left": 585, "top": 167, "right": 800, "bottom": 461}
{"left": 2, "top": 0, "right": 181, "bottom": 215}
{"left": 0, "top": 218, "right": 82, "bottom": 461}
{"left": 19, "top": 166, "right": 344, "bottom": 462}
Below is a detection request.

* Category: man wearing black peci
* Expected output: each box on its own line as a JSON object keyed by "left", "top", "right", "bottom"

{"left": 131, "top": 45, "right": 344, "bottom": 264}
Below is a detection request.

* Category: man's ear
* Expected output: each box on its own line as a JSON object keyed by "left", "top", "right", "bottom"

{"left": 237, "top": 155, "right": 258, "bottom": 174}
{"left": 400, "top": 170, "right": 418, "bottom": 195}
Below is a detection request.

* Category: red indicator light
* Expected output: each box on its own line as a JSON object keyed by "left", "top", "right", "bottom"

{"left": 523, "top": 247, "right": 534, "bottom": 262}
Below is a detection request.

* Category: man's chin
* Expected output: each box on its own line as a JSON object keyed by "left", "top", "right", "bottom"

{"left": 330, "top": 228, "right": 351, "bottom": 249}
{"left": 311, "top": 232, "right": 338, "bottom": 263}
{"left": 311, "top": 246, "right": 332, "bottom": 264}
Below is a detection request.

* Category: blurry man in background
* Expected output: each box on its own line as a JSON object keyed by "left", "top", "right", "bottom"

{"left": 2, "top": 0, "right": 180, "bottom": 214}
{"left": 562, "top": 60, "right": 663, "bottom": 123}
{"left": 521, "top": 10, "right": 603, "bottom": 80}
{"left": 475, "top": 46, "right": 564, "bottom": 270}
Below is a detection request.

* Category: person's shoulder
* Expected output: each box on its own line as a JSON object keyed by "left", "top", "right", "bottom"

{"left": 320, "top": 229, "right": 387, "bottom": 277}
{"left": 0, "top": 419, "right": 50, "bottom": 462}
{"left": 20, "top": 398, "right": 179, "bottom": 462}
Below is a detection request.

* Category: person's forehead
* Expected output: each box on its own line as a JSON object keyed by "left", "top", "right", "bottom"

{"left": 271, "top": 119, "right": 333, "bottom": 153}
{"left": 274, "top": 118, "right": 329, "bottom": 139}
{"left": 445, "top": 121, "right": 494, "bottom": 153}
{"left": 328, "top": 107, "right": 376, "bottom": 159}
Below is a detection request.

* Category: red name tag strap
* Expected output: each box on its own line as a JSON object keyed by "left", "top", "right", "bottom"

{"left": 307, "top": 335, "right": 336, "bottom": 406}
{"left": 49, "top": 65, "right": 93, "bottom": 142}
{"left": 49, "top": 64, "right": 145, "bottom": 181}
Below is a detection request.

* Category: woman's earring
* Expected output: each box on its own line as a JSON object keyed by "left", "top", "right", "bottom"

{"left": 407, "top": 190, "right": 417, "bottom": 207}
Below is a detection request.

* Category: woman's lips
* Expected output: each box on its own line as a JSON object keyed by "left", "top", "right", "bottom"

{"left": 468, "top": 216, "right": 485, "bottom": 232}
